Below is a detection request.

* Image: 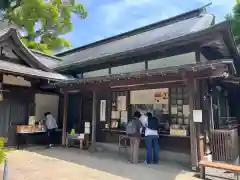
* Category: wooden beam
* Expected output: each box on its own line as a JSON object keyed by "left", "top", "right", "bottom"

{"left": 110, "top": 80, "right": 184, "bottom": 91}
{"left": 62, "top": 90, "right": 68, "bottom": 146}
{"left": 109, "top": 74, "right": 180, "bottom": 87}
{"left": 61, "top": 65, "right": 227, "bottom": 92}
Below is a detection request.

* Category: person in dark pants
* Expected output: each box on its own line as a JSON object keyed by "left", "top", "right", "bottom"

{"left": 140, "top": 112, "right": 159, "bottom": 164}
{"left": 44, "top": 112, "right": 58, "bottom": 148}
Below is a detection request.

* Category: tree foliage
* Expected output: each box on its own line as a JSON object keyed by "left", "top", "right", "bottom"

{"left": 0, "top": 138, "right": 6, "bottom": 164}
{"left": 0, "top": 0, "right": 87, "bottom": 54}
{"left": 228, "top": 0, "right": 240, "bottom": 44}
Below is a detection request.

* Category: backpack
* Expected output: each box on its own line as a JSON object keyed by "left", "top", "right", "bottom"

{"left": 147, "top": 116, "right": 159, "bottom": 130}
{"left": 126, "top": 118, "right": 139, "bottom": 135}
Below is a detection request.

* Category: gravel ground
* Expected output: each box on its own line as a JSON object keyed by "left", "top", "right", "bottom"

{"left": 0, "top": 147, "right": 237, "bottom": 180}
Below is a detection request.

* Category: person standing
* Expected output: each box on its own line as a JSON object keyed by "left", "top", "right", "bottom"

{"left": 44, "top": 112, "right": 58, "bottom": 148}
{"left": 126, "top": 111, "right": 142, "bottom": 163}
{"left": 140, "top": 112, "right": 159, "bottom": 164}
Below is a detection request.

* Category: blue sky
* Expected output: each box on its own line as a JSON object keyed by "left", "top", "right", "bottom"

{"left": 62, "top": 0, "right": 236, "bottom": 51}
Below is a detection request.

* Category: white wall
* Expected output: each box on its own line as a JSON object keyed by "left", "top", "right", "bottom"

{"left": 35, "top": 93, "right": 59, "bottom": 121}
{"left": 3, "top": 75, "right": 31, "bottom": 87}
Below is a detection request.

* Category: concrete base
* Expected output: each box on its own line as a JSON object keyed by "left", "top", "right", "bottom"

{"left": 95, "top": 142, "right": 191, "bottom": 166}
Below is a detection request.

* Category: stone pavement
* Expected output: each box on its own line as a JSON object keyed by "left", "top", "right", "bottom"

{"left": 0, "top": 147, "right": 236, "bottom": 180}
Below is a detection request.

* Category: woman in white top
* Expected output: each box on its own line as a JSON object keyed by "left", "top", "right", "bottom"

{"left": 44, "top": 112, "right": 58, "bottom": 148}
{"left": 140, "top": 112, "right": 159, "bottom": 164}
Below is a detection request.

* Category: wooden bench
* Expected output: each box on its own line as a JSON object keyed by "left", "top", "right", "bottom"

{"left": 199, "top": 161, "right": 240, "bottom": 180}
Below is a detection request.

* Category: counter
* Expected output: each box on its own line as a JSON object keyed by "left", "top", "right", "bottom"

{"left": 100, "top": 128, "right": 190, "bottom": 153}
{"left": 16, "top": 126, "right": 62, "bottom": 149}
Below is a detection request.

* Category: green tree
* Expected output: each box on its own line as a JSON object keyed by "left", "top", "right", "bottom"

{"left": 0, "top": 138, "right": 6, "bottom": 164}
{"left": 228, "top": 0, "right": 240, "bottom": 44}
{"left": 0, "top": 0, "right": 87, "bottom": 54}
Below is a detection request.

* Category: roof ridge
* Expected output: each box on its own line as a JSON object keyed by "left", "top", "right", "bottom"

{"left": 56, "top": 5, "right": 209, "bottom": 57}
{"left": 31, "top": 49, "right": 62, "bottom": 61}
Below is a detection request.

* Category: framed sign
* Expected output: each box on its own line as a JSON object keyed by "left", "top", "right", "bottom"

{"left": 100, "top": 100, "right": 106, "bottom": 121}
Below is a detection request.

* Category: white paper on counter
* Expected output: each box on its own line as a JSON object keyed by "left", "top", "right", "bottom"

{"left": 78, "top": 134, "right": 85, "bottom": 139}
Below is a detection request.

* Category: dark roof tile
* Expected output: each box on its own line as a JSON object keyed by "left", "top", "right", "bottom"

{"left": 54, "top": 14, "right": 214, "bottom": 70}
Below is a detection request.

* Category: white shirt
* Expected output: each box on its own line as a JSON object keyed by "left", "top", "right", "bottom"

{"left": 45, "top": 114, "right": 58, "bottom": 130}
{"left": 139, "top": 114, "right": 158, "bottom": 136}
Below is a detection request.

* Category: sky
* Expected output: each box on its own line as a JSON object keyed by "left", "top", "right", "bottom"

{"left": 61, "top": 0, "right": 236, "bottom": 51}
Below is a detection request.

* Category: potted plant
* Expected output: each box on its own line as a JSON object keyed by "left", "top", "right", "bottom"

{"left": 0, "top": 138, "right": 7, "bottom": 180}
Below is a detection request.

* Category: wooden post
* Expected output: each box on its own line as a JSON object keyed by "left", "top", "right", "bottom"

{"left": 182, "top": 71, "right": 199, "bottom": 170}
{"left": 62, "top": 90, "right": 68, "bottom": 146}
{"left": 90, "top": 90, "right": 97, "bottom": 152}
{"left": 199, "top": 136, "right": 205, "bottom": 161}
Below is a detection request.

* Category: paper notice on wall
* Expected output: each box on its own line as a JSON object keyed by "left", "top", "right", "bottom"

{"left": 85, "top": 122, "right": 90, "bottom": 128}
{"left": 130, "top": 88, "right": 168, "bottom": 104}
{"left": 117, "top": 96, "right": 126, "bottom": 111}
{"left": 111, "top": 120, "right": 118, "bottom": 128}
{"left": 183, "top": 105, "right": 189, "bottom": 117}
{"left": 120, "top": 111, "right": 128, "bottom": 123}
{"left": 171, "top": 106, "right": 178, "bottom": 115}
{"left": 28, "top": 116, "right": 35, "bottom": 125}
{"left": 100, "top": 100, "right": 106, "bottom": 121}
{"left": 84, "top": 127, "right": 90, "bottom": 134}
{"left": 193, "top": 110, "right": 202, "bottom": 123}
{"left": 111, "top": 111, "right": 120, "bottom": 119}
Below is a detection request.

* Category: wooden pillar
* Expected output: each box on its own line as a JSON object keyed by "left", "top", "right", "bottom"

{"left": 62, "top": 90, "right": 68, "bottom": 146}
{"left": 188, "top": 78, "right": 198, "bottom": 170}
{"left": 90, "top": 89, "right": 97, "bottom": 152}
{"left": 182, "top": 71, "right": 200, "bottom": 170}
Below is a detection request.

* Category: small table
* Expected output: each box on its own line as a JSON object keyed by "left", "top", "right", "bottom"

{"left": 72, "top": 137, "right": 84, "bottom": 149}
{"left": 66, "top": 134, "right": 90, "bottom": 149}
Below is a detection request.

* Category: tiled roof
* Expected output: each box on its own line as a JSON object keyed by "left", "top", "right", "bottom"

{"left": 0, "top": 59, "right": 71, "bottom": 81}
{"left": 54, "top": 10, "right": 214, "bottom": 70}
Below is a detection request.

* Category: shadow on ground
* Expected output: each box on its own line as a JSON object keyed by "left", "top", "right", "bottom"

{"left": 25, "top": 146, "right": 197, "bottom": 180}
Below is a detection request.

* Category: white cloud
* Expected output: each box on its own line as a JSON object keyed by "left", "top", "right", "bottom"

{"left": 63, "top": 0, "right": 237, "bottom": 47}
{"left": 97, "top": 0, "right": 236, "bottom": 37}
{"left": 99, "top": 0, "right": 184, "bottom": 35}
